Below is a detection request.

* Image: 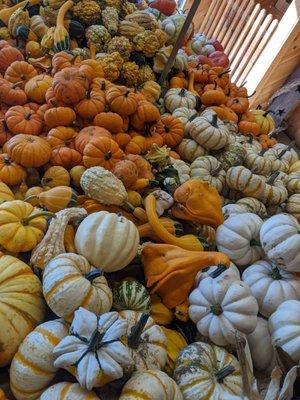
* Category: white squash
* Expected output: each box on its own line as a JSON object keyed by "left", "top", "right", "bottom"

{"left": 164, "top": 88, "right": 197, "bottom": 113}
{"left": 174, "top": 341, "right": 243, "bottom": 399}
{"left": 285, "top": 193, "right": 300, "bottom": 222}
{"left": 247, "top": 317, "right": 275, "bottom": 372}
{"left": 260, "top": 213, "right": 300, "bottom": 272}
{"left": 53, "top": 308, "right": 133, "bottom": 390}
{"left": 170, "top": 158, "right": 190, "bottom": 183}
{"left": 269, "top": 299, "right": 300, "bottom": 363}
{"left": 75, "top": 211, "right": 139, "bottom": 272}
{"left": 176, "top": 138, "right": 206, "bottom": 162}
{"left": 40, "top": 382, "right": 100, "bottom": 399}
{"left": 195, "top": 262, "right": 240, "bottom": 286}
{"left": 286, "top": 172, "right": 300, "bottom": 194}
{"left": 190, "top": 155, "right": 226, "bottom": 193}
{"left": 10, "top": 319, "right": 69, "bottom": 400}
{"left": 151, "top": 189, "right": 174, "bottom": 216}
{"left": 265, "top": 143, "right": 299, "bottom": 166}
{"left": 172, "top": 107, "right": 197, "bottom": 136}
{"left": 189, "top": 277, "right": 258, "bottom": 345}
{"left": 245, "top": 148, "right": 273, "bottom": 176}
{"left": 216, "top": 213, "right": 264, "bottom": 266}
{"left": 222, "top": 203, "right": 247, "bottom": 219}
{"left": 242, "top": 260, "right": 300, "bottom": 317}
{"left": 43, "top": 253, "right": 113, "bottom": 320}
{"left": 236, "top": 197, "right": 267, "bottom": 218}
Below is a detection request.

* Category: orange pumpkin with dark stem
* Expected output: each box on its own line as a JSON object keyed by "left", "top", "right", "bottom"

{"left": 201, "top": 83, "right": 226, "bottom": 106}
{"left": 125, "top": 135, "right": 146, "bottom": 155}
{"left": 52, "top": 67, "right": 89, "bottom": 105}
{"left": 169, "top": 74, "right": 188, "bottom": 89}
{"left": 105, "top": 85, "right": 138, "bottom": 116}
{"left": 94, "top": 112, "right": 123, "bottom": 133}
{"left": 0, "top": 81, "right": 27, "bottom": 106}
{"left": 50, "top": 146, "right": 82, "bottom": 169}
{"left": 238, "top": 121, "right": 261, "bottom": 136}
{"left": 47, "top": 126, "right": 77, "bottom": 148}
{"left": 75, "top": 90, "right": 106, "bottom": 119}
{"left": 91, "top": 77, "right": 113, "bottom": 92}
{"left": 24, "top": 74, "right": 53, "bottom": 104}
{"left": 0, "top": 153, "right": 26, "bottom": 185}
{"left": 209, "top": 67, "right": 230, "bottom": 88}
{"left": 0, "top": 43, "right": 24, "bottom": 75}
{"left": 208, "top": 105, "right": 238, "bottom": 122}
{"left": 131, "top": 100, "right": 160, "bottom": 130}
{"left": 227, "top": 97, "right": 249, "bottom": 114}
{"left": 259, "top": 134, "right": 277, "bottom": 149}
{"left": 6, "top": 134, "right": 52, "bottom": 167}
{"left": 44, "top": 106, "right": 76, "bottom": 128}
{"left": 5, "top": 105, "right": 43, "bottom": 135}
{"left": 0, "top": 120, "right": 12, "bottom": 146}
{"left": 74, "top": 126, "right": 111, "bottom": 154}
{"left": 83, "top": 136, "right": 124, "bottom": 169}
{"left": 4, "top": 61, "right": 37, "bottom": 89}
{"left": 153, "top": 115, "right": 184, "bottom": 147}
{"left": 113, "top": 132, "right": 131, "bottom": 149}
{"left": 190, "top": 63, "right": 210, "bottom": 83}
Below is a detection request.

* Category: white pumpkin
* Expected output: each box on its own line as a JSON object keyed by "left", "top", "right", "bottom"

{"left": 10, "top": 319, "right": 69, "bottom": 400}
{"left": 164, "top": 88, "right": 197, "bottom": 113}
{"left": 226, "top": 166, "right": 266, "bottom": 199}
{"left": 247, "top": 317, "right": 275, "bottom": 372}
{"left": 189, "top": 111, "right": 230, "bottom": 150}
{"left": 53, "top": 308, "right": 133, "bottom": 390}
{"left": 242, "top": 260, "right": 300, "bottom": 317}
{"left": 75, "top": 211, "right": 139, "bottom": 272}
{"left": 260, "top": 213, "right": 300, "bottom": 272}
{"left": 260, "top": 176, "right": 288, "bottom": 206}
{"left": 222, "top": 204, "right": 247, "bottom": 220}
{"left": 245, "top": 148, "right": 273, "bottom": 176}
{"left": 189, "top": 277, "right": 258, "bottom": 346}
{"left": 269, "top": 299, "right": 300, "bottom": 363}
{"left": 174, "top": 341, "right": 243, "bottom": 400}
{"left": 40, "top": 382, "right": 100, "bottom": 400}
{"left": 216, "top": 213, "right": 264, "bottom": 266}
{"left": 43, "top": 253, "right": 113, "bottom": 320}
{"left": 176, "top": 138, "right": 206, "bottom": 162}
{"left": 153, "top": 46, "right": 188, "bottom": 73}
{"left": 285, "top": 193, "right": 300, "bottom": 222}
{"left": 195, "top": 262, "right": 240, "bottom": 286}
{"left": 286, "top": 172, "right": 300, "bottom": 194}
{"left": 170, "top": 157, "right": 190, "bottom": 183}
{"left": 265, "top": 143, "right": 299, "bottom": 166}
{"left": 236, "top": 197, "right": 267, "bottom": 218}
{"left": 190, "top": 155, "right": 226, "bottom": 193}
{"left": 172, "top": 107, "right": 197, "bottom": 136}
{"left": 189, "top": 33, "right": 206, "bottom": 54}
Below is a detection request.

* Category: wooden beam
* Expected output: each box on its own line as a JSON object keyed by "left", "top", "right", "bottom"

{"left": 246, "top": 0, "right": 300, "bottom": 107}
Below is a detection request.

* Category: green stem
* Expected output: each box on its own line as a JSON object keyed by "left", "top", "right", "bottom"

{"left": 215, "top": 365, "right": 235, "bottom": 382}
{"left": 22, "top": 211, "right": 54, "bottom": 225}
{"left": 128, "top": 313, "right": 150, "bottom": 349}
{"left": 85, "top": 269, "right": 103, "bottom": 281}
{"left": 209, "top": 264, "right": 227, "bottom": 279}
{"left": 210, "top": 304, "right": 223, "bottom": 315}
{"left": 250, "top": 238, "right": 260, "bottom": 247}
{"left": 271, "top": 266, "right": 282, "bottom": 280}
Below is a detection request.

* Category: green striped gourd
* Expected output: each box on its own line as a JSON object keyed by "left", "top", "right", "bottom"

{"left": 113, "top": 280, "right": 150, "bottom": 312}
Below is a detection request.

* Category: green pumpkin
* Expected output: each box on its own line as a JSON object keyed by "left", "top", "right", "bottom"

{"left": 113, "top": 280, "right": 151, "bottom": 312}
{"left": 69, "top": 20, "right": 85, "bottom": 39}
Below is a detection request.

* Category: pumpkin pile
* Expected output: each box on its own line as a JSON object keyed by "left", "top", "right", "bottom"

{"left": 0, "top": 0, "right": 299, "bottom": 399}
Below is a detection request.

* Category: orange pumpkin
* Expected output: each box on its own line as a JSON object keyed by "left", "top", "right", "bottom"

{"left": 25, "top": 41, "right": 43, "bottom": 58}
{"left": 169, "top": 74, "right": 188, "bottom": 89}
{"left": 44, "top": 106, "right": 76, "bottom": 128}
{"left": 226, "top": 97, "right": 249, "bottom": 114}
{"left": 153, "top": 115, "right": 184, "bottom": 147}
{"left": 105, "top": 85, "right": 138, "bottom": 116}
{"left": 74, "top": 126, "right": 111, "bottom": 154}
{"left": 6, "top": 134, "right": 52, "bottom": 167}
{"left": 51, "top": 51, "right": 78, "bottom": 75}
{"left": 83, "top": 136, "right": 124, "bottom": 170}
{"left": 0, "top": 42, "right": 24, "bottom": 75}
{"left": 113, "top": 159, "right": 138, "bottom": 188}
{"left": 52, "top": 67, "right": 89, "bottom": 104}
{"left": 201, "top": 85, "right": 226, "bottom": 106}
{"left": 130, "top": 100, "right": 160, "bottom": 130}
{"left": 5, "top": 105, "right": 43, "bottom": 135}
{"left": 208, "top": 105, "right": 239, "bottom": 123}
{"left": 209, "top": 67, "right": 230, "bottom": 88}
{"left": 125, "top": 135, "right": 146, "bottom": 155}
{"left": 0, "top": 153, "right": 26, "bottom": 185}
{"left": 47, "top": 126, "right": 77, "bottom": 148}
{"left": 240, "top": 111, "right": 256, "bottom": 123}
{"left": 94, "top": 112, "right": 123, "bottom": 133}
{"left": 0, "top": 81, "right": 27, "bottom": 106}
{"left": 50, "top": 146, "right": 82, "bottom": 169}
{"left": 24, "top": 74, "right": 53, "bottom": 104}
{"left": 113, "top": 132, "right": 131, "bottom": 149}
{"left": 126, "top": 154, "right": 154, "bottom": 179}
{"left": 4, "top": 61, "right": 37, "bottom": 89}
{"left": 75, "top": 90, "right": 106, "bottom": 119}
{"left": 238, "top": 121, "right": 261, "bottom": 136}
{"left": 91, "top": 77, "right": 113, "bottom": 92}
{"left": 0, "top": 120, "right": 12, "bottom": 146}
{"left": 45, "top": 87, "right": 66, "bottom": 107}
{"left": 191, "top": 64, "right": 211, "bottom": 83}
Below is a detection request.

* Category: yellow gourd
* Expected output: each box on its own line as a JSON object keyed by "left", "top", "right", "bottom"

{"left": 150, "top": 294, "right": 174, "bottom": 325}
{"left": 161, "top": 327, "right": 187, "bottom": 375}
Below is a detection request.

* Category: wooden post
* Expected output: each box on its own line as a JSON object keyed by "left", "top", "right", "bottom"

{"left": 158, "top": 0, "right": 201, "bottom": 89}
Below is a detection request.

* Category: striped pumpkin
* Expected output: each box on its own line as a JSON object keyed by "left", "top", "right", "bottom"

{"left": 120, "top": 370, "right": 183, "bottom": 400}
{"left": 43, "top": 253, "right": 113, "bottom": 321}
{"left": 0, "top": 255, "right": 45, "bottom": 367}
{"left": 119, "top": 310, "right": 167, "bottom": 371}
{"left": 9, "top": 319, "right": 69, "bottom": 400}
{"left": 40, "top": 382, "right": 100, "bottom": 400}
{"left": 113, "top": 280, "right": 150, "bottom": 311}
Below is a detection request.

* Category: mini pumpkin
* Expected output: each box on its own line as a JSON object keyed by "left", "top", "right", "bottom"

{"left": 24, "top": 74, "right": 52, "bottom": 103}
{"left": 106, "top": 85, "right": 139, "bottom": 116}
{"left": 5, "top": 105, "right": 43, "bottom": 135}
{"left": 44, "top": 107, "right": 76, "bottom": 128}
{"left": 83, "top": 137, "right": 124, "bottom": 170}
{"left": 0, "top": 153, "right": 26, "bottom": 186}
{"left": 153, "top": 115, "right": 184, "bottom": 147}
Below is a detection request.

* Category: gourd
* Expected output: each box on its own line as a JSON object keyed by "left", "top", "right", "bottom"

{"left": 236, "top": 197, "right": 267, "bottom": 218}
{"left": 10, "top": 319, "right": 69, "bottom": 400}
{"left": 190, "top": 155, "right": 226, "bottom": 193}
{"left": 40, "top": 383, "right": 100, "bottom": 400}
{"left": 53, "top": 308, "right": 133, "bottom": 389}
{"left": 42, "top": 166, "right": 70, "bottom": 188}
{"left": 0, "top": 255, "right": 45, "bottom": 367}
{"left": 142, "top": 243, "right": 230, "bottom": 308}
{"left": 119, "top": 310, "right": 167, "bottom": 371}
{"left": 245, "top": 148, "right": 273, "bottom": 175}
{"left": 26, "top": 186, "right": 77, "bottom": 212}
{"left": 269, "top": 299, "right": 300, "bottom": 363}
{"left": 189, "top": 277, "right": 258, "bottom": 345}
{"left": 286, "top": 172, "right": 300, "bottom": 194}
{"left": 161, "top": 327, "right": 187, "bottom": 375}
{"left": 216, "top": 213, "right": 264, "bottom": 266}
{"left": 222, "top": 203, "right": 246, "bottom": 219}
{"left": 174, "top": 342, "right": 243, "bottom": 399}
{"left": 150, "top": 294, "right": 174, "bottom": 325}
{"left": 164, "top": 88, "right": 198, "bottom": 112}
{"left": 195, "top": 262, "right": 240, "bottom": 286}
{"left": 80, "top": 166, "right": 128, "bottom": 206}
{"left": 170, "top": 158, "right": 190, "bottom": 184}
{"left": 53, "top": 1, "right": 73, "bottom": 52}
{"left": 113, "top": 280, "right": 150, "bottom": 311}
{"left": 30, "top": 207, "right": 87, "bottom": 271}
{"left": 75, "top": 211, "right": 139, "bottom": 272}
{"left": 43, "top": 253, "right": 113, "bottom": 320}
{"left": 261, "top": 173, "right": 288, "bottom": 206}
{"left": 177, "top": 138, "right": 206, "bottom": 162}
{"left": 226, "top": 166, "right": 266, "bottom": 199}
{"left": 0, "top": 0, "right": 39, "bottom": 26}
{"left": 120, "top": 370, "right": 183, "bottom": 400}
{"left": 260, "top": 213, "right": 300, "bottom": 272}
{"left": 285, "top": 194, "right": 300, "bottom": 222}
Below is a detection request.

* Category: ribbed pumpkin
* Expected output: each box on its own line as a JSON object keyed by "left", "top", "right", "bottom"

{"left": 0, "top": 182, "right": 14, "bottom": 203}
{"left": 9, "top": 319, "right": 69, "bottom": 400}
{"left": 41, "top": 166, "right": 70, "bottom": 188}
{"left": 40, "top": 382, "right": 100, "bottom": 400}
{"left": 113, "top": 280, "right": 150, "bottom": 311}
{"left": 74, "top": 126, "right": 112, "bottom": 154}
{"left": 35, "top": 186, "right": 77, "bottom": 212}
{"left": 0, "top": 255, "right": 45, "bottom": 367}
{"left": 24, "top": 74, "right": 52, "bottom": 103}
{"left": 83, "top": 137, "right": 124, "bottom": 170}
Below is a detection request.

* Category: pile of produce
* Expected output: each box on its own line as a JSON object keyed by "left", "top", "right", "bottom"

{"left": 0, "top": 0, "right": 299, "bottom": 399}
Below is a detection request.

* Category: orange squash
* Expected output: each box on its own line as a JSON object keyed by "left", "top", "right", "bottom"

{"left": 26, "top": 186, "right": 77, "bottom": 212}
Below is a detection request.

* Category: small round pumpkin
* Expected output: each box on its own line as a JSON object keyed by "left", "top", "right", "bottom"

{"left": 75, "top": 90, "right": 106, "bottom": 120}
{"left": 74, "top": 126, "right": 112, "bottom": 154}
{"left": 131, "top": 100, "right": 161, "bottom": 130}
{"left": 113, "top": 280, "right": 150, "bottom": 311}
{"left": 5, "top": 105, "right": 43, "bottom": 136}
{"left": 24, "top": 74, "right": 53, "bottom": 104}
{"left": 0, "top": 81, "right": 27, "bottom": 106}
{"left": 50, "top": 146, "right": 82, "bottom": 170}
{"left": 0, "top": 153, "right": 26, "bottom": 186}
{"left": 154, "top": 115, "right": 184, "bottom": 147}
{"left": 4, "top": 61, "right": 37, "bottom": 89}
{"left": 94, "top": 111, "right": 124, "bottom": 133}
{"left": 83, "top": 137, "right": 124, "bottom": 170}
{"left": 113, "top": 159, "right": 138, "bottom": 188}
{"left": 106, "top": 85, "right": 139, "bottom": 116}
{"left": 52, "top": 66, "right": 89, "bottom": 105}
{"left": 42, "top": 166, "right": 70, "bottom": 188}
{"left": 47, "top": 126, "right": 77, "bottom": 148}
{"left": 44, "top": 107, "right": 76, "bottom": 128}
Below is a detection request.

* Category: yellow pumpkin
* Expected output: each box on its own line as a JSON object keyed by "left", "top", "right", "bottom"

{"left": 161, "top": 327, "right": 187, "bottom": 375}
{"left": 42, "top": 166, "right": 70, "bottom": 188}
{"left": 0, "top": 255, "right": 45, "bottom": 367}
{"left": 69, "top": 165, "right": 86, "bottom": 187}
{"left": 0, "top": 182, "right": 14, "bottom": 204}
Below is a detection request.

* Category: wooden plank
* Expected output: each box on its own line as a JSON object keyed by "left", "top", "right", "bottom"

{"left": 229, "top": 6, "right": 265, "bottom": 73}
{"left": 237, "top": 18, "right": 278, "bottom": 86}
{"left": 224, "top": 0, "right": 256, "bottom": 55}
{"left": 207, "top": 0, "right": 227, "bottom": 38}
{"left": 198, "top": 0, "right": 220, "bottom": 34}
{"left": 211, "top": 0, "right": 236, "bottom": 40}
{"left": 185, "top": 0, "right": 210, "bottom": 32}
{"left": 247, "top": 0, "right": 300, "bottom": 107}
{"left": 232, "top": 13, "right": 273, "bottom": 83}
{"left": 221, "top": 0, "right": 249, "bottom": 48}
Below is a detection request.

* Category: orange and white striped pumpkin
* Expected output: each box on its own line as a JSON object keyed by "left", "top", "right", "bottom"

{"left": 10, "top": 319, "right": 69, "bottom": 400}
{"left": 40, "top": 382, "right": 100, "bottom": 400}
{"left": 43, "top": 253, "right": 113, "bottom": 320}
{"left": 0, "top": 255, "right": 45, "bottom": 367}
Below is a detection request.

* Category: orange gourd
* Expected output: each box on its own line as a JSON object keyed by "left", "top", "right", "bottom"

{"left": 83, "top": 136, "right": 124, "bottom": 169}
{"left": 94, "top": 111, "right": 123, "bottom": 133}
{"left": 47, "top": 126, "right": 77, "bottom": 148}
{"left": 44, "top": 106, "right": 76, "bottom": 128}
{"left": 74, "top": 126, "right": 112, "bottom": 154}
{"left": 153, "top": 115, "right": 184, "bottom": 148}
{"left": 50, "top": 146, "right": 82, "bottom": 169}
{"left": 238, "top": 120, "right": 261, "bottom": 136}
{"left": 105, "top": 85, "right": 139, "bottom": 116}
{"left": 25, "top": 186, "right": 77, "bottom": 212}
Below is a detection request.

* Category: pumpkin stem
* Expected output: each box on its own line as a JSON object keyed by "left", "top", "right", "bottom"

{"left": 128, "top": 313, "right": 150, "bottom": 349}
{"left": 22, "top": 211, "right": 55, "bottom": 225}
{"left": 24, "top": 112, "right": 32, "bottom": 120}
{"left": 179, "top": 88, "right": 186, "bottom": 96}
{"left": 210, "top": 304, "right": 223, "bottom": 315}
{"left": 24, "top": 194, "right": 38, "bottom": 202}
{"left": 218, "top": 69, "right": 231, "bottom": 77}
{"left": 259, "top": 148, "right": 268, "bottom": 156}
{"left": 2, "top": 155, "right": 11, "bottom": 165}
{"left": 277, "top": 141, "right": 294, "bottom": 159}
{"left": 89, "top": 43, "right": 96, "bottom": 60}
{"left": 250, "top": 238, "right": 260, "bottom": 247}
{"left": 271, "top": 266, "right": 282, "bottom": 280}
{"left": 246, "top": 90, "right": 256, "bottom": 98}
{"left": 104, "top": 151, "right": 112, "bottom": 160}
{"left": 85, "top": 269, "right": 103, "bottom": 281}
{"left": 215, "top": 365, "right": 235, "bottom": 382}
{"left": 209, "top": 264, "right": 227, "bottom": 278}
{"left": 210, "top": 113, "right": 219, "bottom": 128}
{"left": 211, "top": 164, "right": 222, "bottom": 176}
{"left": 240, "top": 80, "right": 247, "bottom": 87}
{"left": 267, "top": 171, "right": 280, "bottom": 185}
